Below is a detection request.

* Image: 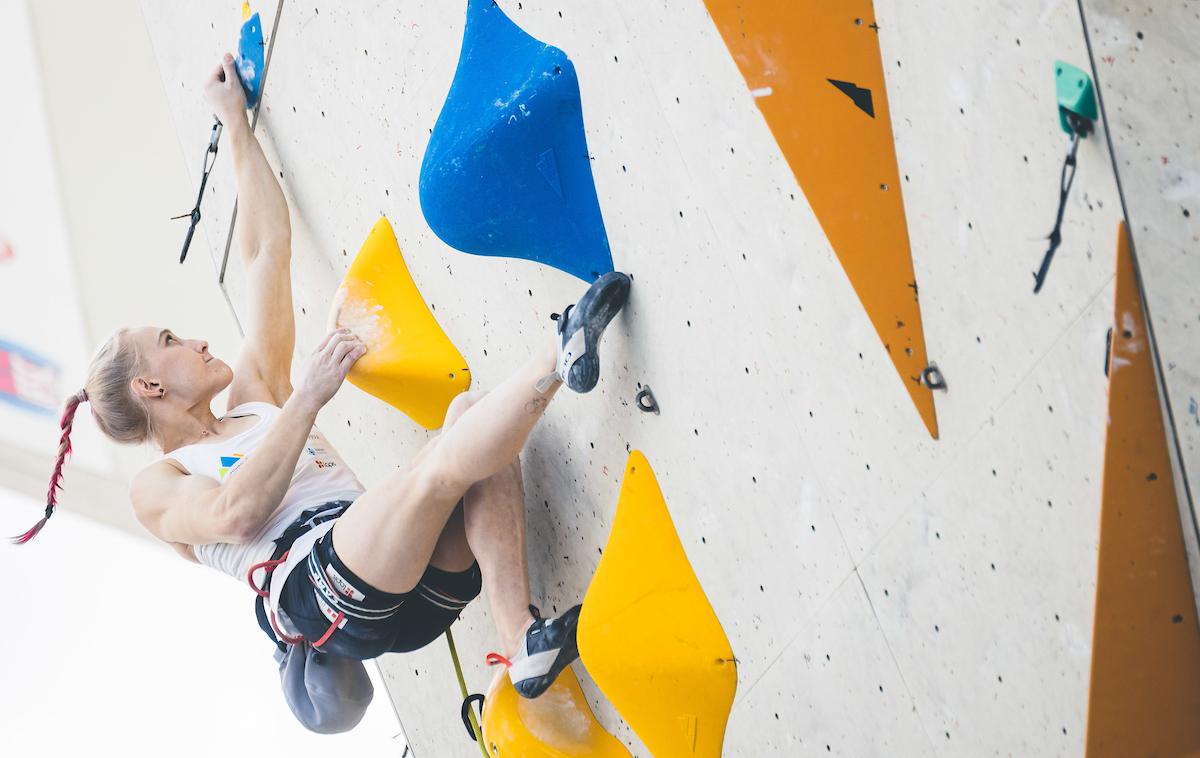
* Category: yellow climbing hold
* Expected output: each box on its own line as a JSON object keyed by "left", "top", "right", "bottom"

{"left": 579, "top": 451, "right": 737, "bottom": 757}
{"left": 329, "top": 217, "right": 470, "bottom": 429}
{"left": 241, "top": 0, "right": 251, "bottom": 22}
{"left": 481, "top": 666, "right": 631, "bottom": 757}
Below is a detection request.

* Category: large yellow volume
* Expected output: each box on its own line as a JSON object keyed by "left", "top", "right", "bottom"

{"left": 481, "top": 667, "right": 631, "bottom": 757}
{"left": 330, "top": 217, "right": 470, "bottom": 428}
{"left": 579, "top": 451, "right": 737, "bottom": 757}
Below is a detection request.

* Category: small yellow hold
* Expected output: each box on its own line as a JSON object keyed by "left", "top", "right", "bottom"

{"left": 330, "top": 217, "right": 470, "bottom": 429}
{"left": 579, "top": 451, "right": 737, "bottom": 757}
{"left": 482, "top": 666, "right": 631, "bottom": 757}
{"left": 241, "top": 1, "right": 251, "bottom": 22}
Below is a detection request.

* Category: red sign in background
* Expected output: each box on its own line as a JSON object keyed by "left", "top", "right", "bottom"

{"left": 0, "top": 339, "right": 60, "bottom": 416}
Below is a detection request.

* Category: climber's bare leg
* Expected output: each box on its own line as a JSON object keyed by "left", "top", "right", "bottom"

{"left": 423, "top": 393, "right": 535, "bottom": 652}
{"left": 330, "top": 339, "right": 559, "bottom": 594}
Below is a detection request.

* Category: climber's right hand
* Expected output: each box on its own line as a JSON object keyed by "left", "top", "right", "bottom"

{"left": 294, "top": 328, "right": 367, "bottom": 411}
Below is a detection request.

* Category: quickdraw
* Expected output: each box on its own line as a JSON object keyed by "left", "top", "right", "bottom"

{"left": 172, "top": 118, "right": 223, "bottom": 264}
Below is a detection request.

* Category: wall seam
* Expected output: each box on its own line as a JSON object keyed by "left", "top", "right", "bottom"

{"left": 1073, "top": 0, "right": 1200, "bottom": 554}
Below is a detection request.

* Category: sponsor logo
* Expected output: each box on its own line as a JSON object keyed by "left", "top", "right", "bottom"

{"left": 326, "top": 565, "right": 366, "bottom": 601}
{"left": 305, "top": 441, "right": 338, "bottom": 470}
{"left": 218, "top": 453, "right": 245, "bottom": 480}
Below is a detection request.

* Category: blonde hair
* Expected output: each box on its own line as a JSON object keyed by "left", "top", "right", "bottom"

{"left": 11, "top": 329, "right": 155, "bottom": 544}
{"left": 85, "top": 328, "right": 156, "bottom": 445}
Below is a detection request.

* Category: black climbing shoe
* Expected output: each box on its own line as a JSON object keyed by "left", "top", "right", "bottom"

{"left": 550, "top": 272, "right": 631, "bottom": 393}
{"left": 507, "top": 604, "right": 582, "bottom": 699}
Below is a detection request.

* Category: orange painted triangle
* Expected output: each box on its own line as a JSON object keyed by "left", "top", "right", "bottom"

{"left": 1085, "top": 222, "right": 1200, "bottom": 756}
{"left": 704, "top": 1, "right": 938, "bottom": 437}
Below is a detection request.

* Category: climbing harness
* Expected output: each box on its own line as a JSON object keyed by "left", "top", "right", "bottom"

{"left": 247, "top": 500, "right": 352, "bottom": 650}
{"left": 248, "top": 551, "right": 303, "bottom": 644}
{"left": 172, "top": 118, "right": 222, "bottom": 264}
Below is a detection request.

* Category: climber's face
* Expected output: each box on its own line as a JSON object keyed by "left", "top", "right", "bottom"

{"left": 129, "top": 326, "right": 232, "bottom": 403}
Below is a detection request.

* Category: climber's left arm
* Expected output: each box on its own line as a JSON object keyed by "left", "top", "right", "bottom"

{"left": 204, "top": 53, "right": 296, "bottom": 408}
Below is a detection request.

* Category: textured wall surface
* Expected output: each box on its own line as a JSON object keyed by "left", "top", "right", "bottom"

{"left": 1080, "top": 0, "right": 1200, "bottom": 593}
{"left": 139, "top": 1, "right": 1197, "bottom": 755}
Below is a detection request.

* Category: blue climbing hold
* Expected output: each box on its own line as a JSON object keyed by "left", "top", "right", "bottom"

{"left": 236, "top": 12, "right": 265, "bottom": 109}
{"left": 419, "top": 0, "right": 615, "bottom": 283}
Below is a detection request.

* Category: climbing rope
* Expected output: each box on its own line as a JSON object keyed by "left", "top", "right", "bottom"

{"left": 446, "top": 629, "right": 489, "bottom": 758}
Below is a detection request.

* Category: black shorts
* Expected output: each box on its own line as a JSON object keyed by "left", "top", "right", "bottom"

{"left": 279, "top": 527, "right": 482, "bottom": 660}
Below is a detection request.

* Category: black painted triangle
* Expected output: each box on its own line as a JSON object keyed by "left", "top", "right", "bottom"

{"left": 828, "top": 79, "right": 875, "bottom": 118}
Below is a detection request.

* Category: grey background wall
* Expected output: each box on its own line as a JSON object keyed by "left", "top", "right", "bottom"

{"left": 0, "top": 0, "right": 244, "bottom": 538}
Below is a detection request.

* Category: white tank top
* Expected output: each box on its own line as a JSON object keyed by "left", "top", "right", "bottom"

{"left": 158, "top": 401, "right": 365, "bottom": 584}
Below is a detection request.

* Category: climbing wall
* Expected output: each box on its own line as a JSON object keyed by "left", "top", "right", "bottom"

{"left": 1078, "top": 0, "right": 1200, "bottom": 594}
{"left": 139, "top": 1, "right": 1199, "bottom": 755}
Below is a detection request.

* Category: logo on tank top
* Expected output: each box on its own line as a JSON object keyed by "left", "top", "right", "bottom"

{"left": 218, "top": 454, "right": 245, "bottom": 481}
{"left": 305, "top": 433, "right": 338, "bottom": 471}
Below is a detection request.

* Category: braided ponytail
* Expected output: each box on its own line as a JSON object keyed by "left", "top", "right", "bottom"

{"left": 10, "top": 328, "right": 157, "bottom": 543}
{"left": 11, "top": 389, "right": 88, "bottom": 544}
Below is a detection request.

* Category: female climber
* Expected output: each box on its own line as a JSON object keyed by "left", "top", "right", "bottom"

{"left": 15, "top": 54, "right": 630, "bottom": 702}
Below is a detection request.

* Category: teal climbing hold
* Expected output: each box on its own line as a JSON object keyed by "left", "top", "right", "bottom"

{"left": 419, "top": 0, "right": 615, "bottom": 283}
{"left": 1055, "top": 60, "right": 1097, "bottom": 136}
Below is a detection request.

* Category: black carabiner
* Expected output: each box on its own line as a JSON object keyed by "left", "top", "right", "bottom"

{"left": 460, "top": 693, "right": 485, "bottom": 741}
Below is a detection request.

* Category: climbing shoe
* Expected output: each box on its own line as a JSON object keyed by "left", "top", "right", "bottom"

{"left": 504, "top": 604, "right": 582, "bottom": 699}
{"left": 544, "top": 272, "right": 631, "bottom": 394}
